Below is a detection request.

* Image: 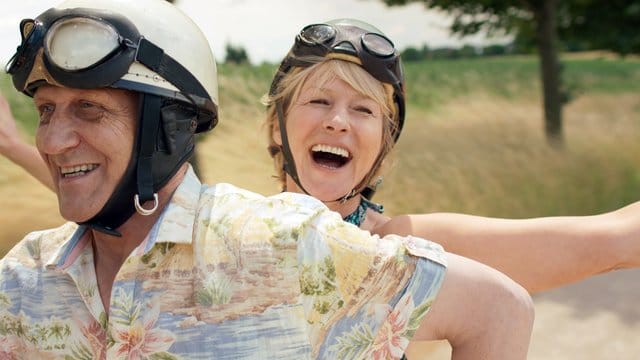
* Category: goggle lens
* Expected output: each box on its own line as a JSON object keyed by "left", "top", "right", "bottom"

{"left": 45, "top": 18, "right": 120, "bottom": 71}
{"left": 362, "top": 33, "right": 395, "bottom": 57}
{"left": 299, "top": 24, "right": 336, "bottom": 45}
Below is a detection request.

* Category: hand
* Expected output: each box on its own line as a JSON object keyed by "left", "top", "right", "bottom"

{"left": 0, "top": 91, "right": 22, "bottom": 157}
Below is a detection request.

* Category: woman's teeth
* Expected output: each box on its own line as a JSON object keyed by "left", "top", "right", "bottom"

{"left": 311, "top": 144, "right": 350, "bottom": 158}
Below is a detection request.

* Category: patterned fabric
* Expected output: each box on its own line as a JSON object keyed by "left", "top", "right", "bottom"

{"left": 0, "top": 167, "right": 447, "bottom": 359}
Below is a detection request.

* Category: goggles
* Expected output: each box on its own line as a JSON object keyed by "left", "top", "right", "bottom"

{"left": 5, "top": 7, "right": 216, "bottom": 131}
{"left": 297, "top": 23, "right": 401, "bottom": 87}
{"left": 271, "top": 21, "right": 405, "bottom": 140}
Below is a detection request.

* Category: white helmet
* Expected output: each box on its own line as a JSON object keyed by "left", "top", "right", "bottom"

{"left": 6, "top": 0, "right": 219, "bottom": 235}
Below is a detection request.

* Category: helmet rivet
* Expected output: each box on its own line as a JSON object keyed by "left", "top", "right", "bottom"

{"left": 153, "top": 74, "right": 161, "bottom": 82}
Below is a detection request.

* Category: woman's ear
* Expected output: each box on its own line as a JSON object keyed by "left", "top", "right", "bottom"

{"left": 272, "top": 121, "right": 283, "bottom": 146}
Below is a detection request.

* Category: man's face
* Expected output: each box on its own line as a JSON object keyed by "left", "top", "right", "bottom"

{"left": 34, "top": 85, "right": 138, "bottom": 222}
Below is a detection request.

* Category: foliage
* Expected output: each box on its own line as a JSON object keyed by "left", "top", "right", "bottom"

{"left": 224, "top": 42, "right": 250, "bottom": 64}
{"left": 382, "top": 0, "right": 640, "bottom": 55}
{"left": 557, "top": 1, "right": 640, "bottom": 55}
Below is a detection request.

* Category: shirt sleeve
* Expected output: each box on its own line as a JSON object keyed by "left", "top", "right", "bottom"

{"left": 296, "top": 205, "right": 447, "bottom": 359}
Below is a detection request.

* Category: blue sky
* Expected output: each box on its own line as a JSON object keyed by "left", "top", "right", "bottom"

{"left": 0, "top": 0, "right": 507, "bottom": 65}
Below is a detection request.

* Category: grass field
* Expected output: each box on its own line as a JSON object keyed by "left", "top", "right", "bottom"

{"left": 1, "top": 54, "right": 639, "bottom": 358}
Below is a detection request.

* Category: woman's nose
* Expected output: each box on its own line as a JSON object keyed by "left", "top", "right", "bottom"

{"left": 323, "top": 108, "right": 350, "bottom": 133}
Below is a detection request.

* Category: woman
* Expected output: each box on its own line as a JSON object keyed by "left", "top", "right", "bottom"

{"left": 263, "top": 18, "right": 640, "bottom": 294}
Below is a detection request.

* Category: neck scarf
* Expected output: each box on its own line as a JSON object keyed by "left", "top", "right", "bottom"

{"left": 342, "top": 197, "right": 384, "bottom": 226}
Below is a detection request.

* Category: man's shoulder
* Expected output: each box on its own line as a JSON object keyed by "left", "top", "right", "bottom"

{"left": 2, "top": 222, "right": 77, "bottom": 265}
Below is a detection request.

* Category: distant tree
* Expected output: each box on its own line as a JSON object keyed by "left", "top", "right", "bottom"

{"left": 430, "top": 47, "right": 461, "bottom": 59}
{"left": 401, "top": 46, "right": 424, "bottom": 62}
{"left": 459, "top": 44, "right": 478, "bottom": 57}
{"left": 224, "top": 43, "right": 250, "bottom": 64}
{"left": 482, "top": 44, "right": 507, "bottom": 56}
{"left": 380, "top": 0, "right": 566, "bottom": 144}
{"left": 381, "top": 0, "right": 640, "bottom": 145}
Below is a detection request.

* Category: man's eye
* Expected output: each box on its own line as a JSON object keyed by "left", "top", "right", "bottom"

{"left": 37, "top": 104, "right": 54, "bottom": 124}
{"left": 75, "top": 101, "right": 104, "bottom": 121}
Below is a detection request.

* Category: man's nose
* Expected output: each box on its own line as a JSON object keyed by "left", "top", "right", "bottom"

{"left": 36, "top": 112, "right": 81, "bottom": 155}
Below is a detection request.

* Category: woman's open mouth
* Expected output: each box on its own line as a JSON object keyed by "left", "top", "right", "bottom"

{"left": 311, "top": 144, "right": 351, "bottom": 169}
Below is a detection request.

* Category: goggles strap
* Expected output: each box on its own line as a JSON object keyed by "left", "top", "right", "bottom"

{"left": 136, "top": 38, "right": 209, "bottom": 100}
{"left": 137, "top": 94, "right": 161, "bottom": 205}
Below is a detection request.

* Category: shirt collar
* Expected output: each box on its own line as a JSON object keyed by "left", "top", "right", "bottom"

{"left": 45, "top": 165, "right": 202, "bottom": 269}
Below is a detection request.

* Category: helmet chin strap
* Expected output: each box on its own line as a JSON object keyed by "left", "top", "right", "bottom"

{"left": 78, "top": 95, "right": 157, "bottom": 237}
{"left": 276, "top": 100, "right": 383, "bottom": 204}
{"left": 79, "top": 94, "right": 195, "bottom": 237}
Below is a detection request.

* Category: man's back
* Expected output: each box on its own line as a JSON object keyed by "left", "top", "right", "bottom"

{"left": 0, "top": 168, "right": 446, "bottom": 359}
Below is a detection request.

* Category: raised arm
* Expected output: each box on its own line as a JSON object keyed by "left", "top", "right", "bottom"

{"left": 0, "top": 92, "right": 54, "bottom": 190}
{"left": 376, "top": 204, "right": 640, "bottom": 293}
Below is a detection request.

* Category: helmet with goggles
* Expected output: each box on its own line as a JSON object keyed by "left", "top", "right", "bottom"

{"left": 6, "top": 0, "right": 219, "bottom": 236}
{"left": 269, "top": 19, "right": 405, "bottom": 202}
{"left": 270, "top": 19, "right": 405, "bottom": 138}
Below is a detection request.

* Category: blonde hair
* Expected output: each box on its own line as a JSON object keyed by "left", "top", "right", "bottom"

{"left": 262, "top": 58, "right": 398, "bottom": 191}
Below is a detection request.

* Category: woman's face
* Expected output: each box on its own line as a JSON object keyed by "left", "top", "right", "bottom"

{"left": 273, "top": 72, "right": 384, "bottom": 202}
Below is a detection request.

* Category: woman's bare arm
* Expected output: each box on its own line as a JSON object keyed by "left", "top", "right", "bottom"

{"left": 414, "top": 252, "right": 534, "bottom": 359}
{"left": 376, "top": 204, "right": 640, "bottom": 293}
{"left": 0, "top": 92, "right": 54, "bottom": 190}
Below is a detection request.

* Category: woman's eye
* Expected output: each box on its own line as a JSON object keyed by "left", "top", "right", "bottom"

{"left": 309, "top": 98, "right": 329, "bottom": 105}
{"left": 354, "top": 106, "right": 373, "bottom": 115}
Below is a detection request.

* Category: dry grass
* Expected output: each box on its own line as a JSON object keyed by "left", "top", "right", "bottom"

{"left": 2, "top": 93, "right": 639, "bottom": 252}
{"left": 375, "top": 93, "right": 640, "bottom": 219}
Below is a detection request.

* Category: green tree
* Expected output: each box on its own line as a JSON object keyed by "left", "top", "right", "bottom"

{"left": 401, "top": 46, "right": 424, "bottom": 62}
{"left": 381, "top": 0, "right": 565, "bottom": 144}
{"left": 224, "top": 43, "right": 250, "bottom": 64}
{"left": 558, "top": 1, "right": 640, "bottom": 55}
{"left": 381, "top": 0, "right": 639, "bottom": 144}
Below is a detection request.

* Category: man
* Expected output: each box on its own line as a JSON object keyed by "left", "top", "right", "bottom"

{"left": 0, "top": 0, "right": 533, "bottom": 358}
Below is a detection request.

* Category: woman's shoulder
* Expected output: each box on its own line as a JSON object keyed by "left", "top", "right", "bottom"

{"left": 363, "top": 209, "right": 391, "bottom": 233}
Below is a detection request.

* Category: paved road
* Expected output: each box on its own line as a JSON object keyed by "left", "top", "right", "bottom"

{"left": 406, "top": 268, "right": 640, "bottom": 359}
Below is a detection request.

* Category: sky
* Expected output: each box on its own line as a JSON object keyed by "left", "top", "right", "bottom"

{"left": 0, "top": 0, "right": 507, "bottom": 65}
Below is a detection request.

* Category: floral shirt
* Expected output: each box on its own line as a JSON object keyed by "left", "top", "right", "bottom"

{"left": 0, "top": 168, "right": 447, "bottom": 359}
